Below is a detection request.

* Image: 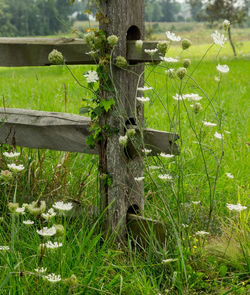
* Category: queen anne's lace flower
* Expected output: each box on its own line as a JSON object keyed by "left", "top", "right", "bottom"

{"left": 0, "top": 246, "right": 10, "bottom": 251}
{"left": 160, "top": 56, "right": 178, "bottom": 63}
{"left": 211, "top": 31, "right": 227, "bottom": 47}
{"left": 15, "top": 207, "right": 26, "bottom": 215}
{"left": 53, "top": 201, "right": 73, "bottom": 212}
{"left": 37, "top": 226, "right": 56, "bottom": 237}
{"left": 7, "top": 164, "right": 25, "bottom": 172}
{"left": 158, "top": 174, "right": 173, "bottom": 181}
{"left": 173, "top": 94, "right": 185, "bottom": 101}
{"left": 42, "top": 208, "right": 56, "bottom": 221}
{"left": 136, "top": 97, "right": 150, "bottom": 103}
{"left": 184, "top": 93, "right": 202, "bottom": 101}
{"left": 41, "top": 241, "right": 63, "bottom": 249}
{"left": 226, "top": 173, "right": 234, "bottom": 179}
{"left": 137, "top": 86, "right": 152, "bottom": 91}
{"left": 44, "top": 273, "right": 61, "bottom": 283}
{"left": 35, "top": 267, "right": 47, "bottom": 273}
{"left": 196, "top": 231, "right": 210, "bottom": 236}
{"left": 166, "top": 31, "right": 181, "bottom": 42}
{"left": 142, "top": 148, "right": 152, "bottom": 155}
{"left": 134, "top": 177, "right": 144, "bottom": 182}
{"left": 83, "top": 71, "right": 99, "bottom": 83}
{"left": 214, "top": 132, "right": 223, "bottom": 139}
{"left": 23, "top": 220, "right": 34, "bottom": 225}
{"left": 192, "top": 201, "right": 201, "bottom": 205}
{"left": 3, "top": 152, "right": 20, "bottom": 158}
{"left": 226, "top": 203, "right": 247, "bottom": 212}
{"left": 160, "top": 153, "right": 175, "bottom": 159}
{"left": 162, "top": 258, "right": 177, "bottom": 263}
{"left": 119, "top": 135, "right": 128, "bottom": 146}
{"left": 144, "top": 48, "right": 158, "bottom": 56}
{"left": 203, "top": 121, "right": 217, "bottom": 127}
{"left": 217, "top": 64, "right": 229, "bottom": 74}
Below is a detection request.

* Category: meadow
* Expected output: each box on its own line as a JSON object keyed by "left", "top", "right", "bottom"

{"left": 0, "top": 25, "right": 249, "bottom": 294}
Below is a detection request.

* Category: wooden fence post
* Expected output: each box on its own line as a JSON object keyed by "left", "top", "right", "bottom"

{"left": 99, "top": 0, "right": 145, "bottom": 238}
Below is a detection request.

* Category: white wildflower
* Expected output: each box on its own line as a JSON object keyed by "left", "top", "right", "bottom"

{"left": 196, "top": 231, "right": 210, "bottom": 236}
{"left": 214, "top": 132, "right": 223, "bottom": 139}
{"left": 182, "top": 224, "right": 189, "bottom": 228}
{"left": 53, "top": 201, "right": 73, "bottom": 212}
{"left": 23, "top": 220, "right": 34, "bottom": 225}
{"left": 0, "top": 246, "right": 10, "bottom": 251}
{"left": 7, "top": 163, "right": 25, "bottom": 172}
{"left": 44, "top": 273, "right": 61, "bottom": 283}
{"left": 226, "top": 173, "right": 234, "bottom": 179}
{"left": 37, "top": 226, "right": 56, "bottom": 237}
{"left": 223, "top": 20, "right": 230, "bottom": 30}
{"left": 136, "top": 97, "right": 150, "bottom": 103}
{"left": 158, "top": 174, "right": 173, "bottom": 181}
{"left": 134, "top": 176, "right": 144, "bottom": 182}
{"left": 184, "top": 93, "right": 202, "bottom": 101}
{"left": 35, "top": 267, "right": 47, "bottom": 273}
{"left": 215, "top": 76, "right": 220, "bottom": 82}
{"left": 162, "top": 258, "right": 177, "bottom": 263}
{"left": 203, "top": 121, "right": 217, "bottom": 127}
{"left": 211, "top": 31, "right": 227, "bottom": 47}
{"left": 173, "top": 94, "right": 185, "bottom": 101}
{"left": 142, "top": 148, "right": 152, "bottom": 155}
{"left": 166, "top": 31, "right": 181, "bottom": 42}
{"left": 41, "top": 241, "right": 63, "bottom": 249}
{"left": 83, "top": 71, "right": 99, "bottom": 83}
{"left": 160, "top": 56, "right": 178, "bottom": 63}
{"left": 137, "top": 86, "right": 152, "bottom": 91}
{"left": 144, "top": 48, "right": 158, "bottom": 56}
{"left": 192, "top": 201, "right": 201, "bottom": 205}
{"left": 226, "top": 203, "right": 247, "bottom": 212}
{"left": 42, "top": 208, "right": 56, "bottom": 221}
{"left": 15, "top": 207, "right": 26, "bottom": 215}
{"left": 160, "top": 153, "right": 174, "bottom": 159}
{"left": 136, "top": 40, "right": 143, "bottom": 50}
{"left": 225, "top": 131, "right": 231, "bottom": 134}
{"left": 3, "top": 152, "right": 20, "bottom": 158}
{"left": 217, "top": 64, "right": 229, "bottom": 74}
{"left": 119, "top": 135, "right": 128, "bottom": 147}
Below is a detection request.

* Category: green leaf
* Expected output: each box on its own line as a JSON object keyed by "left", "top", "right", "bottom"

{"left": 100, "top": 99, "right": 115, "bottom": 112}
{"left": 219, "top": 264, "right": 228, "bottom": 276}
{"left": 79, "top": 107, "right": 91, "bottom": 114}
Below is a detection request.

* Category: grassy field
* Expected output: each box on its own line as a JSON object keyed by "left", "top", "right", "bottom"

{"left": 0, "top": 30, "right": 249, "bottom": 294}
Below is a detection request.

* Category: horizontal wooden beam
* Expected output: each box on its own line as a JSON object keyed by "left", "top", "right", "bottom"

{"left": 0, "top": 38, "right": 161, "bottom": 67}
{"left": 0, "top": 108, "right": 178, "bottom": 155}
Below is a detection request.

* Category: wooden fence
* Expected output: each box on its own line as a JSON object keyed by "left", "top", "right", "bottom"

{"left": 0, "top": 0, "right": 178, "bottom": 239}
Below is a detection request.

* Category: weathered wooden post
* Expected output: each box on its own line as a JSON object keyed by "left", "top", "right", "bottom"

{"left": 99, "top": 0, "right": 145, "bottom": 238}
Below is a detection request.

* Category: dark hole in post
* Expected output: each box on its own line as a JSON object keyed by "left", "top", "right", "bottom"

{"left": 127, "top": 204, "right": 140, "bottom": 216}
{"left": 127, "top": 26, "right": 141, "bottom": 65}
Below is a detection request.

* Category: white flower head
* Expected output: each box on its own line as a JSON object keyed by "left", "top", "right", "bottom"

{"left": 37, "top": 226, "right": 56, "bottom": 237}
{"left": 211, "top": 31, "right": 227, "bottom": 47}
{"left": 184, "top": 93, "right": 202, "bottom": 101}
{"left": 15, "top": 207, "right": 26, "bottom": 215}
{"left": 35, "top": 267, "right": 47, "bottom": 273}
{"left": 226, "top": 173, "right": 234, "bottom": 179}
{"left": 226, "top": 203, "right": 247, "bottom": 212}
{"left": 214, "top": 132, "right": 223, "bottom": 139}
{"left": 144, "top": 48, "right": 158, "bottom": 56}
{"left": 166, "top": 31, "right": 181, "bottom": 42}
{"left": 23, "top": 220, "right": 34, "bottom": 225}
{"left": 136, "top": 97, "right": 150, "bottom": 103}
{"left": 160, "top": 56, "right": 178, "bottom": 63}
{"left": 3, "top": 152, "right": 20, "bottom": 158}
{"left": 162, "top": 258, "right": 177, "bottom": 263}
{"left": 83, "top": 71, "right": 99, "bottom": 83}
{"left": 160, "top": 153, "right": 175, "bottom": 159}
{"left": 173, "top": 94, "right": 185, "bottom": 101}
{"left": 119, "top": 135, "right": 128, "bottom": 147}
{"left": 215, "top": 76, "right": 220, "bottom": 82}
{"left": 0, "top": 246, "right": 10, "bottom": 251}
{"left": 42, "top": 208, "right": 56, "bottom": 221}
{"left": 42, "top": 241, "right": 63, "bottom": 249}
{"left": 223, "top": 20, "right": 230, "bottom": 30}
{"left": 217, "top": 64, "right": 229, "bottom": 74}
{"left": 7, "top": 163, "right": 25, "bottom": 172}
{"left": 134, "top": 176, "right": 144, "bottom": 182}
{"left": 192, "top": 201, "right": 201, "bottom": 205}
{"left": 182, "top": 224, "right": 189, "bottom": 228}
{"left": 136, "top": 40, "right": 143, "bottom": 50}
{"left": 158, "top": 174, "right": 173, "bottom": 181}
{"left": 196, "top": 231, "right": 210, "bottom": 236}
{"left": 203, "top": 121, "right": 217, "bottom": 127}
{"left": 44, "top": 273, "right": 61, "bottom": 283}
{"left": 142, "top": 148, "right": 152, "bottom": 155}
{"left": 137, "top": 86, "right": 152, "bottom": 91}
{"left": 53, "top": 201, "right": 73, "bottom": 212}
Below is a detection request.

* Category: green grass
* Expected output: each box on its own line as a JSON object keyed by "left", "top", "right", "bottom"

{"left": 0, "top": 38, "right": 249, "bottom": 294}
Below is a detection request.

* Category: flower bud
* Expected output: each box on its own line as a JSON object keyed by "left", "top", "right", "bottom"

{"left": 176, "top": 67, "right": 187, "bottom": 79}
{"left": 84, "top": 31, "right": 95, "bottom": 48}
{"left": 0, "top": 170, "right": 12, "bottom": 181}
{"left": 136, "top": 40, "right": 143, "bottom": 51}
{"left": 191, "top": 102, "right": 202, "bottom": 114}
{"left": 223, "top": 20, "right": 230, "bottom": 31}
{"left": 126, "top": 129, "right": 136, "bottom": 138}
{"left": 65, "top": 274, "right": 78, "bottom": 287}
{"left": 27, "top": 201, "right": 46, "bottom": 216}
{"left": 157, "top": 41, "right": 170, "bottom": 56}
{"left": 115, "top": 56, "right": 128, "bottom": 68}
{"left": 182, "top": 39, "right": 192, "bottom": 50}
{"left": 54, "top": 224, "right": 65, "bottom": 237}
{"left": 107, "top": 35, "right": 118, "bottom": 48}
{"left": 183, "top": 59, "right": 191, "bottom": 68}
{"left": 8, "top": 202, "right": 19, "bottom": 213}
{"left": 166, "top": 68, "right": 175, "bottom": 79}
{"left": 48, "top": 49, "right": 64, "bottom": 65}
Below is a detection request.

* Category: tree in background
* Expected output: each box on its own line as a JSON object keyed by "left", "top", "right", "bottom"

{"left": 187, "top": 0, "right": 204, "bottom": 21}
{"left": 0, "top": 0, "right": 72, "bottom": 37}
{"left": 146, "top": 0, "right": 181, "bottom": 22}
{"left": 203, "top": 0, "right": 248, "bottom": 57}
